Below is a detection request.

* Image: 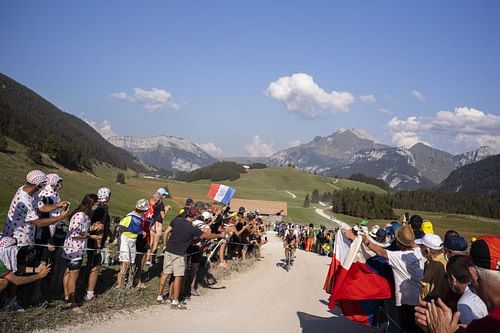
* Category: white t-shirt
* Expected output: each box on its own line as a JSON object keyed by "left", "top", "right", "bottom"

{"left": 3, "top": 186, "right": 39, "bottom": 246}
{"left": 387, "top": 247, "right": 425, "bottom": 306}
{"left": 458, "top": 286, "right": 489, "bottom": 325}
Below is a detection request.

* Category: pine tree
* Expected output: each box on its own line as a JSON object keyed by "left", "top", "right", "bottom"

{"left": 116, "top": 172, "right": 126, "bottom": 184}
{"left": 311, "top": 189, "right": 320, "bottom": 203}
{"left": 303, "top": 194, "right": 310, "bottom": 208}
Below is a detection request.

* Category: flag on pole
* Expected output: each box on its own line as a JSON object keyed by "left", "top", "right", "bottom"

{"left": 207, "top": 184, "right": 236, "bottom": 205}
{"left": 323, "top": 227, "right": 394, "bottom": 326}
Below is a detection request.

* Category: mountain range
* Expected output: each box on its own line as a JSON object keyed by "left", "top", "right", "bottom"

{"left": 108, "top": 135, "right": 217, "bottom": 172}
{"left": 267, "top": 129, "right": 495, "bottom": 191}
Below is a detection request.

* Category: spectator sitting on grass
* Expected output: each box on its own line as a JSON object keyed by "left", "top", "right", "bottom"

{"left": 115, "top": 199, "right": 149, "bottom": 289}
{"left": 0, "top": 257, "right": 51, "bottom": 294}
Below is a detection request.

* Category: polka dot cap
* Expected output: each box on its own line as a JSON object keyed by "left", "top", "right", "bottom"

{"left": 26, "top": 170, "right": 47, "bottom": 186}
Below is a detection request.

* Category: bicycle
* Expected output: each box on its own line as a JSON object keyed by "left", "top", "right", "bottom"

{"left": 285, "top": 244, "right": 294, "bottom": 271}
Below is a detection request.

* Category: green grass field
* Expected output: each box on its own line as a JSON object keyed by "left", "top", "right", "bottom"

{"left": 1, "top": 139, "right": 498, "bottom": 240}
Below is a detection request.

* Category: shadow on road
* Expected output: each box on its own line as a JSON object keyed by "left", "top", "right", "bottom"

{"left": 297, "top": 311, "right": 373, "bottom": 333}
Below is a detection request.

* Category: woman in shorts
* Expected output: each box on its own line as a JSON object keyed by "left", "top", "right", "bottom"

{"left": 62, "top": 193, "right": 98, "bottom": 311}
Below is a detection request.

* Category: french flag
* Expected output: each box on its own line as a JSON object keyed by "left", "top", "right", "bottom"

{"left": 323, "top": 227, "right": 394, "bottom": 326}
{"left": 207, "top": 184, "right": 236, "bottom": 205}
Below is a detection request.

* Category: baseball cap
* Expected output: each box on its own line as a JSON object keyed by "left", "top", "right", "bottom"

{"left": 415, "top": 234, "right": 443, "bottom": 250}
{"left": 421, "top": 220, "right": 434, "bottom": 234}
{"left": 157, "top": 187, "right": 169, "bottom": 197}
{"left": 359, "top": 220, "right": 369, "bottom": 226}
{"left": 201, "top": 211, "right": 211, "bottom": 221}
{"left": 27, "top": 170, "right": 47, "bottom": 186}
{"left": 185, "top": 198, "right": 194, "bottom": 206}
{"left": 470, "top": 236, "right": 500, "bottom": 271}
{"left": 187, "top": 207, "right": 200, "bottom": 218}
{"left": 443, "top": 236, "right": 468, "bottom": 252}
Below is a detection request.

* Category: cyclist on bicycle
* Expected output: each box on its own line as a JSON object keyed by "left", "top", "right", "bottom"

{"left": 283, "top": 225, "right": 297, "bottom": 265}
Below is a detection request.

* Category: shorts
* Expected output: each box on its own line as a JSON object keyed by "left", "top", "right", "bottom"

{"left": 17, "top": 246, "right": 38, "bottom": 268}
{"left": 150, "top": 222, "right": 163, "bottom": 237}
{"left": 65, "top": 258, "right": 83, "bottom": 271}
{"left": 86, "top": 249, "right": 102, "bottom": 268}
{"left": 136, "top": 234, "right": 149, "bottom": 253}
{"left": 162, "top": 252, "right": 186, "bottom": 277}
{"left": 187, "top": 245, "right": 202, "bottom": 264}
{"left": 119, "top": 235, "right": 136, "bottom": 264}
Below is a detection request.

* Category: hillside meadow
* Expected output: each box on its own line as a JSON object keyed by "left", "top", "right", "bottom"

{"left": 0, "top": 139, "right": 498, "bottom": 240}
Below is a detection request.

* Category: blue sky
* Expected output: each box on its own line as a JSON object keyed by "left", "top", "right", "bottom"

{"left": 1, "top": 1, "right": 500, "bottom": 156}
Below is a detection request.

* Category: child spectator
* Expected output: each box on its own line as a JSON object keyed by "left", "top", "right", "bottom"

{"left": 116, "top": 199, "right": 149, "bottom": 289}
{"left": 62, "top": 193, "right": 98, "bottom": 312}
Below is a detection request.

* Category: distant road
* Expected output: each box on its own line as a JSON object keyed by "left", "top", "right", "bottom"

{"left": 286, "top": 190, "right": 297, "bottom": 198}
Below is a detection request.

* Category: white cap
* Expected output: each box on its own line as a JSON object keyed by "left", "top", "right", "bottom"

{"left": 415, "top": 234, "right": 443, "bottom": 250}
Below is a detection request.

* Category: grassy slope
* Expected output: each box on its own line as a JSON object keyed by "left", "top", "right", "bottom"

{"left": 1, "top": 139, "right": 498, "bottom": 240}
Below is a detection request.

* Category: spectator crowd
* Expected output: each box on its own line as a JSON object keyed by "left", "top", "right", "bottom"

{"left": 332, "top": 213, "right": 500, "bottom": 333}
{"left": 0, "top": 170, "right": 268, "bottom": 313}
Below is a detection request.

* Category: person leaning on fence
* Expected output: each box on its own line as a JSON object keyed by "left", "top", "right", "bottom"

{"left": 156, "top": 207, "right": 222, "bottom": 309}
{"left": 115, "top": 199, "right": 149, "bottom": 289}
{"left": 62, "top": 193, "right": 98, "bottom": 313}
{"left": 84, "top": 187, "right": 112, "bottom": 301}
{"left": 2, "top": 170, "right": 70, "bottom": 311}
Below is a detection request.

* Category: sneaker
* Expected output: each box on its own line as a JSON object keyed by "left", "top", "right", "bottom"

{"left": 191, "top": 289, "right": 201, "bottom": 296}
{"left": 171, "top": 302, "right": 187, "bottom": 310}
{"left": 146, "top": 261, "right": 152, "bottom": 267}
{"left": 156, "top": 295, "right": 164, "bottom": 304}
{"left": 6, "top": 300, "right": 25, "bottom": 312}
{"left": 84, "top": 295, "right": 96, "bottom": 302}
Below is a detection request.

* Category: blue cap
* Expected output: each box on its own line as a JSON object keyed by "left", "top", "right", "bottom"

{"left": 443, "top": 236, "right": 468, "bottom": 252}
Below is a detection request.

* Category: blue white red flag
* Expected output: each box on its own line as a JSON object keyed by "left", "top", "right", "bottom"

{"left": 207, "top": 184, "right": 236, "bottom": 205}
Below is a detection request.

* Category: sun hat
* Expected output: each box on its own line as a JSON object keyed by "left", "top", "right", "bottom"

{"left": 135, "top": 198, "right": 149, "bottom": 211}
{"left": 395, "top": 225, "right": 416, "bottom": 247}
{"left": 470, "top": 236, "right": 500, "bottom": 271}
{"left": 46, "top": 173, "right": 63, "bottom": 186}
{"left": 443, "top": 236, "right": 468, "bottom": 252}
{"left": 415, "top": 234, "right": 443, "bottom": 250}
{"left": 421, "top": 220, "right": 434, "bottom": 234}
{"left": 26, "top": 170, "right": 47, "bottom": 186}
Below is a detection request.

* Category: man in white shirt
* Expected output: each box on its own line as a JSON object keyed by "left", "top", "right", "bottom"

{"left": 445, "top": 254, "right": 488, "bottom": 325}
{"left": 354, "top": 225, "right": 425, "bottom": 333}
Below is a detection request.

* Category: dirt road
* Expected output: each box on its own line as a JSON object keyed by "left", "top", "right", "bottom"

{"left": 75, "top": 234, "right": 371, "bottom": 333}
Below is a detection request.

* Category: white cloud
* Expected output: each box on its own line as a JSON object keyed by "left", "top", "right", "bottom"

{"left": 245, "top": 135, "right": 274, "bottom": 157}
{"left": 198, "top": 142, "right": 224, "bottom": 157}
{"left": 378, "top": 108, "right": 392, "bottom": 115}
{"left": 266, "top": 73, "right": 354, "bottom": 119}
{"left": 110, "top": 87, "right": 179, "bottom": 110}
{"left": 412, "top": 90, "right": 426, "bottom": 102}
{"left": 360, "top": 94, "right": 376, "bottom": 103}
{"left": 387, "top": 106, "right": 500, "bottom": 151}
{"left": 288, "top": 140, "right": 302, "bottom": 148}
{"left": 83, "top": 118, "right": 118, "bottom": 139}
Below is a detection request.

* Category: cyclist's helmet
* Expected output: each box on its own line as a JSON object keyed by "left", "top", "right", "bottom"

{"left": 97, "top": 187, "right": 112, "bottom": 202}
